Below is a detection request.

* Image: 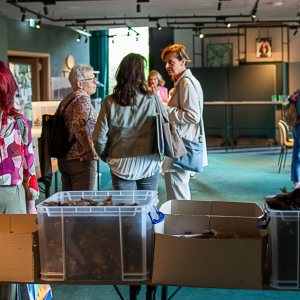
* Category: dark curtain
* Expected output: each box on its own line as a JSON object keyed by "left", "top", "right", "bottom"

{"left": 90, "top": 30, "right": 108, "bottom": 101}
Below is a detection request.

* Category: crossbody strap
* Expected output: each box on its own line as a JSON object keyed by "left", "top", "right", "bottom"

{"left": 177, "top": 76, "right": 203, "bottom": 138}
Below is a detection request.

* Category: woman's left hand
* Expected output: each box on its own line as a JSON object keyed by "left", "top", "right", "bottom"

{"left": 83, "top": 149, "right": 96, "bottom": 161}
{"left": 27, "top": 200, "right": 37, "bottom": 214}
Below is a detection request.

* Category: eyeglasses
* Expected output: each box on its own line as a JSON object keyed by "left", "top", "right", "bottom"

{"left": 80, "top": 77, "right": 98, "bottom": 82}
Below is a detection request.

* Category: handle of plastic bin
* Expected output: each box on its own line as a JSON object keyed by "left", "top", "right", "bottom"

{"left": 256, "top": 213, "right": 270, "bottom": 229}
{"left": 148, "top": 206, "right": 165, "bottom": 224}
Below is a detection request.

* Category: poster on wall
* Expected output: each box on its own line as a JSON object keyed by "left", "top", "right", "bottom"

{"left": 256, "top": 38, "right": 272, "bottom": 58}
{"left": 207, "top": 43, "right": 233, "bottom": 67}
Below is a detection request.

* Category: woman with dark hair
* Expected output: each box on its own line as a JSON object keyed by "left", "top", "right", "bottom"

{"left": 93, "top": 53, "right": 165, "bottom": 190}
{"left": 0, "top": 60, "right": 39, "bottom": 299}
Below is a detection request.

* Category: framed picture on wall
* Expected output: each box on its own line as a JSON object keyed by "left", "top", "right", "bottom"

{"left": 206, "top": 43, "right": 233, "bottom": 67}
{"left": 256, "top": 38, "right": 272, "bottom": 58}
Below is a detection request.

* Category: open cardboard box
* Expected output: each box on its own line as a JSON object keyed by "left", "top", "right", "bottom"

{"left": 151, "top": 201, "right": 268, "bottom": 290}
{"left": 160, "top": 200, "right": 263, "bottom": 217}
{"left": 0, "top": 214, "right": 40, "bottom": 282}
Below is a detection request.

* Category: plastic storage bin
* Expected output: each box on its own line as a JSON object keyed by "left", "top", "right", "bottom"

{"left": 267, "top": 206, "right": 300, "bottom": 289}
{"left": 32, "top": 101, "right": 61, "bottom": 127}
{"left": 37, "top": 190, "right": 159, "bottom": 281}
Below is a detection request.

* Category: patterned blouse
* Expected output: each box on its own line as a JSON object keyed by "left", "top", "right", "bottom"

{"left": 58, "top": 91, "right": 98, "bottom": 161}
{"left": 0, "top": 114, "right": 39, "bottom": 202}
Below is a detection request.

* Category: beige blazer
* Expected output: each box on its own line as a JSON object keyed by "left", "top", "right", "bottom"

{"left": 162, "top": 69, "right": 208, "bottom": 172}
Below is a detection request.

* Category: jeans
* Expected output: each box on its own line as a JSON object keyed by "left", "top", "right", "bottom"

{"left": 291, "top": 124, "right": 300, "bottom": 182}
{"left": 111, "top": 170, "right": 160, "bottom": 191}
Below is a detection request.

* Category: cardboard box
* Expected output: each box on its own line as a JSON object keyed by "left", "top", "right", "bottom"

{"left": 0, "top": 214, "right": 40, "bottom": 282}
{"left": 152, "top": 201, "right": 267, "bottom": 290}
{"left": 160, "top": 200, "right": 263, "bottom": 217}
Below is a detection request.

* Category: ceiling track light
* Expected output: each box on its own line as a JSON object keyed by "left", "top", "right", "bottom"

{"left": 294, "top": 29, "right": 298, "bottom": 36}
{"left": 85, "top": 37, "right": 88, "bottom": 43}
{"left": 136, "top": 3, "right": 141, "bottom": 13}
{"left": 43, "top": 6, "right": 49, "bottom": 16}
{"left": 218, "top": 2, "right": 222, "bottom": 11}
{"left": 156, "top": 22, "right": 162, "bottom": 30}
{"left": 77, "top": 34, "right": 81, "bottom": 42}
{"left": 297, "top": 5, "right": 300, "bottom": 17}
{"left": 83, "top": 25, "right": 87, "bottom": 32}
{"left": 226, "top": 22, "right": 231, "bottom": 28}
{"left": 36, "top": 19, "right": 41, "bottom": 28}
{"left": 199, "top": 31, "right": 204, "bottom": 39}
{"left": 20, "top": 7, "right": 26, "bottom": 22}
{"left": 251, "top": 0, "right": 259, "bottom": 22}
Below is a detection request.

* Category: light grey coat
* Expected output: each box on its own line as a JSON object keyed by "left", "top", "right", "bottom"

{"left": 93, "top": 92, "right": 164, "bottom": 162}
{"left": 162, "top": 69, "right": 208, "bottom": 172}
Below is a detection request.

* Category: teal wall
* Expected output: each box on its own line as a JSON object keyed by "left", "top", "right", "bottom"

{"left": 0, "top": 15, "right": 89, "bottom": 77}
{"left": 0, "top": 14, "right": 8, "bottom": 64}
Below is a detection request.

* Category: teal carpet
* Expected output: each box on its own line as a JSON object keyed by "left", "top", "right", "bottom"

{"left": 38, "top": 150, "right": 300, "bottom": 299}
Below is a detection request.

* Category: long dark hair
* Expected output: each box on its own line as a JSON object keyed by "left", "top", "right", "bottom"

{"left": 113, "top": 53, "right": 151, "bottom": 106}
{"left": 0, "top": 61, "right": 20, "bottom": 117}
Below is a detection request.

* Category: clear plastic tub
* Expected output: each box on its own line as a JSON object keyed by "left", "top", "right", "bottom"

{"left": 37, "top": 190, "right": 159, "bottom": 281}
{"left": 32, "top": 101, "right": 61, "bottom": 127}
{"left": 267, "top": 206, "right": 300, "bottom": 289}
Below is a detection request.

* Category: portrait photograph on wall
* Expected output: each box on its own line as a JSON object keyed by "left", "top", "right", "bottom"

{"left": 206, "top": 43, "right": 233, "bottom": 67}
{"left": 256, "top": 38, "right": 272, "bottom": 58}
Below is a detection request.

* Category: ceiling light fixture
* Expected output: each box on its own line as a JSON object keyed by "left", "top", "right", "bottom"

{"left": 218, "top": 2, "right": 222, "bottom": 11}
{"left": 77, "top": 34, "right": 81, "bottom": 42}
{"left": 251, "top": 0, "right": 260, "bottom": 22}
{"left": 297, "top": 5, "right": 300, "bottom": 17}
{"left": 43, "top": 6, "right": 49, "bottom": 16}
{"left": 136, "top": 3, "right": 141, "bottom": 13}
{"left": 294, "top": 29, "right": 298, "bottom": 36}
{"left": 226, "top": 22, "right": 231, "bottom": 28}
{"left": 36, "top": 19, "right": 41, "bottom": 28}
{"left": 85, "top": 37, "right": 88, "bottom": 43}
{"left": 83, "top": 25, "right": 87, "bottom": 32}
{"left": 20, "top": 7, "right": 26, "bottom": 22}
{"left": 199, "top": 31, "right": 204, "bottom": 39}
{"left": 156, "top": 22, "right": 162, "bottom": 30}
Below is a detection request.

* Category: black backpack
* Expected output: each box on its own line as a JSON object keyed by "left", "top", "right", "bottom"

{"left": 42, "top": 98, "right": 76, "bottom": 159}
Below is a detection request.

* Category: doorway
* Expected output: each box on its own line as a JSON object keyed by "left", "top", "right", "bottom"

{"left": 8, "top": 50, "right": 51, "bottom": 101}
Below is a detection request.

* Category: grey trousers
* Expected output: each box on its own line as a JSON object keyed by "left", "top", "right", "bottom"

{"left": 58, "top": 159, "right": 97, "bottom": 191}
{"left": 164, "top": 170, "right": 191, "bottom": 200}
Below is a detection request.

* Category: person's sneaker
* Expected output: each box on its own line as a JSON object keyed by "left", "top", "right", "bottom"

{"left": 190, "top": 172, "right": 196, "bottom": 179}
{"left": 292, "top": 182, "right": 300, "bottom": 189}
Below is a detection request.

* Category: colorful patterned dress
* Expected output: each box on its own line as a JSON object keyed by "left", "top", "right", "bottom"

{"left": 0, "top": 114, "right": 39, "bottom": 213}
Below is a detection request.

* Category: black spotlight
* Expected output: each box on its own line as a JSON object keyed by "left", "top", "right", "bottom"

{"left": 85, "top": 37, "right": 88, "bottom": 43}
{"left": 294, "top": 29, "right": 298, "bottom": 36}
{"left": 43, "top": 6, "right": 49, "bottom": 15}
{"left": 77, "top": 34, "right": 81, "bottom": 42}
{"left": 36, "top": 20, "right": 41, "bottom": 28}
{"left": 156, "top": 22, "right": 162, "bottom": 30}
{"left": 83, "top": 25, "right": 87, "bottom": 32}
{"left": 136, "top": 3, "right": 141, "bottom": 13}
{"left": 218, "top": 2, "right": 222, "bottom": 11}
{"left": 21, "top": 13, "right": 26, "bottom": 22}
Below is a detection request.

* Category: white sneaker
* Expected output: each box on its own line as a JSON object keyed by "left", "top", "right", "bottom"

{"left": 190, "top": 172, "right": 196, "bottom": 179}
{"left": 292, "top": 182, "right": 300, "bottom": 189}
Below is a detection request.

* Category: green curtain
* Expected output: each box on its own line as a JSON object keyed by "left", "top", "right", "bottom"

{"left": 90, "top": 30, "right": 108, "bottom": 101}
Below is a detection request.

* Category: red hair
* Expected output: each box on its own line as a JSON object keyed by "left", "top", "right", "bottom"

{"left": 0, "top": 60, "right": 20, "bottom": 117}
